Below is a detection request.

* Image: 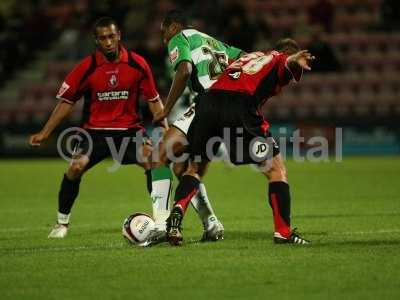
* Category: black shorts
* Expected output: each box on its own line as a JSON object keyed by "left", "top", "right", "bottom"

{"left": 73, "top": 128, "right": 149, "bottom": 170}
{"left": 187, "top": 90, "right": 280, "bottom": 165}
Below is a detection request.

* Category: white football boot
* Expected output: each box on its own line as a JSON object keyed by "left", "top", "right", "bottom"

{"left": 201, "top": 215, "right": 224, "bottom": 242}
{"left": 140, "top": 228, "right": 167, "bottom": 247}
{"left": 48, "top": 224, "right": 68, "bottom": 238}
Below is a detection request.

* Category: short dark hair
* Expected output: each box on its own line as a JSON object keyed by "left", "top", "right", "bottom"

{"left": 274, "top": 38, "right": 300, "bottom": 55}
{"left": 93, "top": 17, "right": 119, "bottom": 36}
{"left": 162, "top": 9, "right": 188, "bottom": 27}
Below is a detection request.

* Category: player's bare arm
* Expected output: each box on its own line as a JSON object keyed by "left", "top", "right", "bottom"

{"left": 29, "top": 100, "right": 74, "bottom": 146}
{"left": 152, "top": 61, "right": 192, "bottom": 123}
{"left": 148, "top": 97, "right": 169, "bottom": 131}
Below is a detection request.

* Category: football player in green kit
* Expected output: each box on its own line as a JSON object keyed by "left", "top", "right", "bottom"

{"left": 146, "top": 10, "right": 244, "bottom": 245}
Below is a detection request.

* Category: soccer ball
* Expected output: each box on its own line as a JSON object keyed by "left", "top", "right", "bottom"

{"left": 122, "top": 213, "right": 155, "bottom": 245}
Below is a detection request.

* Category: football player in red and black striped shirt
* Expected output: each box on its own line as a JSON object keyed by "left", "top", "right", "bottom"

{"left": 29, "top": 17, "right": 168, "bottom": 239}
{"left": 166, "top": 39, "right": 315, "bottom": 246}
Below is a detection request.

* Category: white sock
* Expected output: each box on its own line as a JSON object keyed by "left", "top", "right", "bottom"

{"left": 151, "top": 167, "right": 173, "bottom": 231}
{"left": 151, "top": 181, "right": 171, "bottom": 230}
{"left": 191, "top": 183, "right": 217, "bottom": 226}
{"left": 57, "top": 212, "right": 70, "bottom": 225}
{"left": 152, "top": 209, "right": 170, "bottom": 231}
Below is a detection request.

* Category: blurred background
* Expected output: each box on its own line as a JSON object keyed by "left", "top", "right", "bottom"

{"left": 0, "top": 0, "right": 399, "bottom": 157}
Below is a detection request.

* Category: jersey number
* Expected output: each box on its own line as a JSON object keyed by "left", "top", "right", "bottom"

{"left": 229, "top": 52, "right": 273, "bottom": 75}
{"left": 202, "top": 47, "right": 228, "bottom": 80}
{"left": 183, "top": 106, "right": 195, "bottom": 118}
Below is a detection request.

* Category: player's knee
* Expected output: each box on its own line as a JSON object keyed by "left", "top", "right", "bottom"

{"left": 68, "top": 160, "right": 88, "bottom": 179}
{"left": 70, "top": 163, "right": 84, "bottom": 175}
{"left": 136, "top": 145, "right": 152, "bottom": 169}
{"left": 159, "top": 149, "right": 169, "bottom": 165}
{"left": 183, "top": 163, "right": 200, "bottom": 180}
{"left": 172, "top": 163, "right": 186, "bottom": 180}
{"left": 152, "top": 146, "right": 169, "bottom": 168}
{"left": 173, "top": 170, "right": 183, "bottom": 181}
{"left": 141, "top": 144, "right": 153, "bottom": 160}
{"left": 197, "top": 162, "right": 209, "bottom": 178}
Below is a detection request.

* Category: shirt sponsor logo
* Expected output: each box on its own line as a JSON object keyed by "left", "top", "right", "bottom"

{"left": 97, "top": 90, "right": 129, "bottom": 101}
{"left": 252, "top": 140, "right": 269, "bottom": 159}
{"left": 57, "top": 82, "right": 70, "bottom": 97}
{"left": 169, "top": 46, "right": 179, "bottom": 63}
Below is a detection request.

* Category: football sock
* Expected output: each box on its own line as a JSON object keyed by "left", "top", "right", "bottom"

{"left": 57, "top": 212, "right": 70, "bottom": 225}
{"left": 190, "top": 183, "right": 217, "bottom": 226}
{"left": 174, "top": 175, "right": 200, "bottom": 214}
{"left": 145, "top": 169, "right": 152, "bottom": 194}
{"left": 58, "top": 174, "right": 81, "bottom": 219}
{"left": 268, "top": 181, "right": 291, "bottom": 238}
{"left": 151, "top": 166, "right": 173, "bottom": 230}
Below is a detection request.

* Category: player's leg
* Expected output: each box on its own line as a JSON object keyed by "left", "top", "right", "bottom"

{"left": 129, "top": 138, "right": 171, "bottom": 247}
{"left": 150, "top": 127, "right": 184, "bottom": 230}
{"left": 133, "top": 139, "right": 170, "bottom": 232}
{"left": 49, "top": 131, "right": 109, "bottom": 238}
{"left": 172, "top": 161, "right": 187, "bottom": 180}
{"left": 260, "top": 154, "right": 290, "bottom": 238}
{"left": 48, "top": 154, "right": 90, "bottom": 238}
{"left": 151, "top": 122, "right": 223, "bottom": 239}
{"left": 166, "top": 100, "right": 220, "bottom": 245}
{"left": 173, "top": 160, "right": 224, "bottom": 241}
{"left": 259, "top": 154, "right": 310, "bottom": 244}
{"left": 141, "top": 141, "right": 153, "bottom": 196}
{"left": 167, "top": 160, "right": 206, "bottom": 246}
{"left": 172, "top": 105, "right": 224, "bottom": 235}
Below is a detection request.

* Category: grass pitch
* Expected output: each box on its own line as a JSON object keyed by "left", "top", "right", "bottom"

{"left": 1, "top": 157, "right": 400, "bottom": 299}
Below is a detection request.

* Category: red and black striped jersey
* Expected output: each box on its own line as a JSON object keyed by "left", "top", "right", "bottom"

{"left": 56, "top": 46, "right": 159, "bottom": 130}
{"left": 210, "top": 51, "right": 302, "bottom": 107}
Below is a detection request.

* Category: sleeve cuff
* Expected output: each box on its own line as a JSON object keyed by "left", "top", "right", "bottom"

{"left": 147, "top": 94, "right": 160, "bottom": 102}
{"left": 56, "top": 96, "right": 75, "bottom": 104}
{"left": 174, "top": 59, "right": 192, "bottom": 71}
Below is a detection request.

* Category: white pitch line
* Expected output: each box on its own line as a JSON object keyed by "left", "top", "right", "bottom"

{"left": 1, "top": 227, "right": 400, "bottom": 235}
{"left": 329, "top": 229, "right": 400, "bottom": 236}
{"left": 0, "top": 224, "right": 119, "bottom": 233}
{"left": 0, "top": 243, "right": 128, "bottom": 254}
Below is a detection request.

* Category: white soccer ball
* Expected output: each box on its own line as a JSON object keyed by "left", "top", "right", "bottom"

{"left": 122, "top": 213, "right": 155, "bottom": 245}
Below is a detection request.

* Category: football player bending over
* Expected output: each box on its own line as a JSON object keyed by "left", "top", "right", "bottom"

{"left": 165, "top": 39, "right": 315, "bottom": 246}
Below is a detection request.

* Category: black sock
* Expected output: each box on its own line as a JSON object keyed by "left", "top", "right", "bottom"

{"left": 145, "top": 169, "right": 152, "bottom": 194}
{"left": 174, "top": 175, "right": 200, "bottom": 213}
{"left": 268, "top": 182, "right": 291, "bottom": 237}
{"left": 58, "top": 174, "right": 81, "bottom": 214}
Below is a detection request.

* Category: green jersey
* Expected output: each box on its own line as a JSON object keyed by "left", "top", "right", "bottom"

{"left": 168, "top": 29, "right": 242, "bottom": 94}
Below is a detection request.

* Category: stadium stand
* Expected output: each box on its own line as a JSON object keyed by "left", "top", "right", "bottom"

{"left": 0, "top": 0, "right": 399, "bottom": 128}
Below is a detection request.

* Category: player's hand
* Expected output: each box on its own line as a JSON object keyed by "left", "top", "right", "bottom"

{"left": 152, "top": 109, "right": 169, "bottom": 124}
{"left": 29, "top": 131, "right": 49, "bottom": 146}
{"left": 289, "top": 50, "right": 315, "bottom": 71}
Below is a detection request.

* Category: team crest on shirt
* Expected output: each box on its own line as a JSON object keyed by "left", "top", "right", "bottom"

{"left": 228, "top": 70, "right": 242, "bottom": 80}
{"left": 108, "top": 74, "right": 118, "bottom": 88}
{"left": 169, "top": 46, "right": 179, "bottom": 63}
{"left": 57, "top": 81, "right": 70, "bottom": 97}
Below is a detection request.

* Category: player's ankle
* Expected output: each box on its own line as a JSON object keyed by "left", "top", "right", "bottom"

{"left": 57, "top": 212, "right": 70, "bottom": 225}
{"left": 274, "top": 227, "right": 291, "bottom": 239}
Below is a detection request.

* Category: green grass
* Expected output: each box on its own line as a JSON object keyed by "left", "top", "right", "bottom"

{"left": 1, "top": 157, "right": 400, "bottom": 299}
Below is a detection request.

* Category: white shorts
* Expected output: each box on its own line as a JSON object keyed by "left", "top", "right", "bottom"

{"left": 172, "top": 103, "right": 196, "bottom": 135}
